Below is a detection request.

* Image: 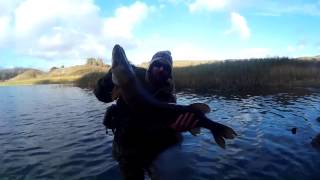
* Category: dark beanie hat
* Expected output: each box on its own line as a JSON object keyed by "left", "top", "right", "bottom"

{"left": 149, "top": 50, "right": 173, "bottom": 68}
{"left": 146, "top": 50, "right": 173, "bottom": 82}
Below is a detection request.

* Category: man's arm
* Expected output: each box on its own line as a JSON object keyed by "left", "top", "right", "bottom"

{"left": 93, "top": 69, "right": 114, "bottom": 103}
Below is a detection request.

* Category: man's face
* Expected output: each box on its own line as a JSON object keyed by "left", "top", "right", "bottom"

{"left": 149, "top": 61, "right": 171, "bottom": 86}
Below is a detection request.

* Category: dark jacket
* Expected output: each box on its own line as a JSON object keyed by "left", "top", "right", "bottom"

{"left": 94, "top": 66, "right": 181, "bottom": 167}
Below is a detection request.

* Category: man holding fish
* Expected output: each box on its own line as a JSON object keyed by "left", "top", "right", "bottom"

{"left": 94, "top": 45, "right": 236, "bottom": 180}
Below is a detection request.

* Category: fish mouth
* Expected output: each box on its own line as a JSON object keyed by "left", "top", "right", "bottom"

{"left": 111, "top": 44, "right": 135, "bottom": 86}
{"left": 112, "top": 44, "right": 130, "bottom": 69}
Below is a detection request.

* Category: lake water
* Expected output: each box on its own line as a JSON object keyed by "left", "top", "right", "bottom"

{"left": 0, "top": 85, "right": 320, "bottom": 180}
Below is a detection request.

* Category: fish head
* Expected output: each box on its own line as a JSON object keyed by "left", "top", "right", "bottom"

{"left": 111, "top": 44, "right": 135, "bottom": 86}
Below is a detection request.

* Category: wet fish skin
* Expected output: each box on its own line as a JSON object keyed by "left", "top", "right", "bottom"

{"left": 111, "top": 44, "right": 237, "bottom": 149}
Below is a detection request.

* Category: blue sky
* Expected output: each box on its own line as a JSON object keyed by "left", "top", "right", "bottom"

{"left": 0, "top": 0, "right": 320, "bottom": 70}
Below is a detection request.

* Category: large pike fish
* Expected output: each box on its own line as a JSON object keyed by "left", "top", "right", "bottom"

{"left": 111, "top": 44, "right": 237, "bottom": 149}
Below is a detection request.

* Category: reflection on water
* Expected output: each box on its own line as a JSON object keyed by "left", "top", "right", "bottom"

{"left": 0, "top": 85, "right": 320, "bottom": 179}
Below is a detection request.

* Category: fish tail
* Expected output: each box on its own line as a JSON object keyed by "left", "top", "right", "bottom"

{"left": 211, "top": 129, "right": 226, "bottom": 149}
{"left": 208, "top": 121, "right": 237, "bottom": 149}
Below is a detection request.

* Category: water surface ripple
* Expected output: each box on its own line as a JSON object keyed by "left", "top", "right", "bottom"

{"left": 0, "top": 85, "right": 319, "bottom": 179}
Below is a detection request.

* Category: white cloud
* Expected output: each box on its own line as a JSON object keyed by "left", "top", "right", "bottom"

{"left": 258, "top": 1, "right": 320, "bottom": 16}
{"left": 103, "top": 1, "right": 149, "bottom": 39}
{"left": 281, "top": 4, "right": 320, "bottom": 16}
{"left": 0, "top": 0, "right": 21, "bottom": 44}
{"left": 0, "top": 0, "right": 23, "bottom": 16}
{"left": 189, "top": 0, "right": 228, "bottom": 12}
{"left": 122, "top": 34, "right": 219, "bottom": 65}
{"left": 225, "top": 12, "right": 250, "bottom": 39}
{"left": 131, "top": 44, "right": 270, "bottom": 63}
{"left": 11, "top": 0, "right": 105, "bottom": 62}
{"left": 171, "top": 43, "right": 217, "bottom": 60}
{"left": 0, "top": 16, "right": 11, "bottom": 41}
{"left": 0, "top": 0, "right": 151, "bottom": 65}
{"left": 28, "top": 27, "right": 107, "bottom": 60}
{"left": 14, "top": 0, "right": 101, "bottom": 38}
{"left": 171, "top": 0, "right": 320, "bottom": 16}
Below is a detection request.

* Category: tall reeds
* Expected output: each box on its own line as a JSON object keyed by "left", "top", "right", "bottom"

{"left": 173, "top": 57, "right": 320, "bottom": 91}
{"left": 74, "top": 57, "right": 320, "bottom": 91}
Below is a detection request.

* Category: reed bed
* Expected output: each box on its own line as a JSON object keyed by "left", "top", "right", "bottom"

{"left": 74, "top": 57, "right": 320, "bottom": 91}
{"left": 4, "top": 57, "right": 319, "bottom": 92}
{"left": 74, "top": 72, "right": 106, "bottom": 89}
{"left": 173, "top": 57, "right": 320, "bottom": 92}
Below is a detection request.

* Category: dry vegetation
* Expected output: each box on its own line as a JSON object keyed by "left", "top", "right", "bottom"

{"left": 9, "top": 69, "right": 45, "bottom": 81}
{"left": 0, "top": 59, "right": 109, "bottom": 86}
{"left": 0, "top": 68, "right": 34, "bottom": 81}
{"left": 2, "top": 57, "right": 320, "bottom": 92}
{"left": 74, "top": 57, "right": 320, "bottom": 91}
{"left": 74, "top": 72, "right": 107, "bottom": 89}
{"left": 139, "top": 60, "right": 212, "bottom": 68}
{"left": 173, "top": 57, "right": 320, "bottom": 92}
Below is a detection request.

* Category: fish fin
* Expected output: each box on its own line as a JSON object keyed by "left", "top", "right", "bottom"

{"left": 189, "top": 127, "right": 201, "bottom": 136}
{"left": 190, "top": 103, "right": 211, "bottom": 114}
{"left": 222, "top": 124, "right": 238, "bottom": 139}
{"left": 214, "top": 122, "right": 238, "bottom": 139}
{"left": 210, "top": 123, "right": 238, "bottom": 149}
{"left": 111, "top": 87, "right": 120, "bottom": 100}
{"left": 213, "top": 134, "right": 226, "bottom": 149}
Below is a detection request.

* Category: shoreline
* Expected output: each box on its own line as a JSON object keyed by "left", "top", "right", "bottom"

{"left": 1, "top": 57, "right": 319, "bottom": 92}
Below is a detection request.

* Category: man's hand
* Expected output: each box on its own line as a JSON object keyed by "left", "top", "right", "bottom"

{"left": 170, "top": 112, "right": 199, "bottom": 132}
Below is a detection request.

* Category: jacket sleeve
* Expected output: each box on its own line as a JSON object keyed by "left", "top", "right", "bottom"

{"left": 93, "top": 69, "right": 114, "bottom": 103}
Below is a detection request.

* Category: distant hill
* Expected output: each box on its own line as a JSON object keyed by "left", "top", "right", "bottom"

{"left": 48, "top": 64, "right": 108, "bottom": 77}
{"left": 0, "top": 68, "right": 35, "bottom": 81}
{"left": 9, "top": 69, "right": 45, "bottom": 81}
{"left": 297, "top": 55, "right": 320, "bottom": 60}
{"left": 1, "top": 63, "right": 109, "bottom": 86}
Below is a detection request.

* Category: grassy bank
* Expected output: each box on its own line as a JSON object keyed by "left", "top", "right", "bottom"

{"left": 0, "top": 64, "right": 108, "bottom": 87}
{"left": 173, "top": 57, "right": 320, "bottom": 92}
{"left": 73, "top": 57, "right": 320, "bottom": 91}
{"left": 0, "top": 75, "right": 81, "bottom": 86}
{"left": 74, "top": 72, "right": 106, "bottom": 89}
{"left": 2, "top": 58, "right": 320, "bottom": 92}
